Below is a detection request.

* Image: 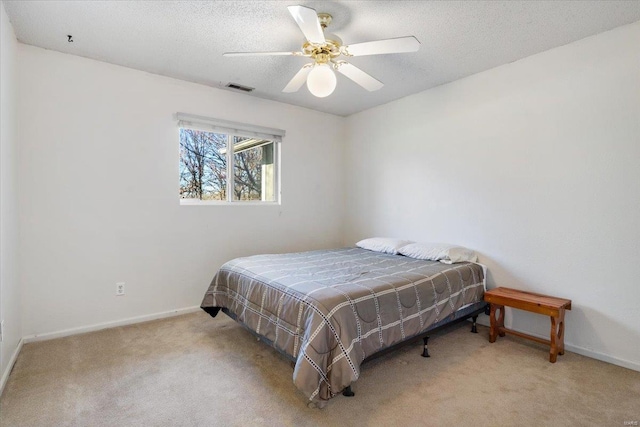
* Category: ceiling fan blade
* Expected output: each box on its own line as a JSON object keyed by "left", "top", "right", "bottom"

{"left": 344, "top": 36, "right": 420, "bottom": 57}
{"left": 336, "top": 62, "right": 383, "bottom": 91}
{"left": 282, "top": 65, "right": 313, "bottom": 93}
{"left": 287, "top": 5, "right": 325, "bottom": 45}
{"left": 223, "top": 51, "right": 302, "bottom": 57}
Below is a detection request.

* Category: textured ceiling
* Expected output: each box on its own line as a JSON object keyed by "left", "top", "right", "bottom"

{"left": 4, "top": 1, "right": 640, "bottom": 116}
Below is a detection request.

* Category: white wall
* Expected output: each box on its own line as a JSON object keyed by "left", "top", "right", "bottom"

{"left": 0, "top": 1, "right": 21, "bottom": 387}
{"left": 17, "top": 45, "right": 345, "bottom": 337}
{"left": 344, "top": 22, "right": 640, "bottom": 370}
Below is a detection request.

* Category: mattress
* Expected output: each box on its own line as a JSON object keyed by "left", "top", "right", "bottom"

{"left": 200, "top": 247, "right": 485, "bottom": 403}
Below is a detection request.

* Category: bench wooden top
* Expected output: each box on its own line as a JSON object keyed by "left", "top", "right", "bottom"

{"left": 484, "top": 287, "right": 571, "bottom": 317}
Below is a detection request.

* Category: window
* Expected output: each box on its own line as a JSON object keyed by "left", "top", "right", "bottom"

{"left": 177, "top": 113, "right": 283, "bottom": 204}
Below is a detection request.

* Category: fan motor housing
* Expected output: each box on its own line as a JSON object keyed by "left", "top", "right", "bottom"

{"left": 302, "top": 38, "right": 342, "bottom": 63}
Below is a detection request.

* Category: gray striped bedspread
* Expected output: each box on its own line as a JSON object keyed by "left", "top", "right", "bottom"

{"left": 200, "top": 248, "right": 485, "bottom": 403}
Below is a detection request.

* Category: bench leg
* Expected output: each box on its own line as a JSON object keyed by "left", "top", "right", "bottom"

{"left": 550, "top": 316, "right": 559, "bottom": 363}
{"left": 549, "top": 308, "right": 566, "bottom": 363}
{"left": 489, "top": 304, "right": 505, "bottom": 343}
{"left": 558, "top": 309, "right": 566, "bottom": 356}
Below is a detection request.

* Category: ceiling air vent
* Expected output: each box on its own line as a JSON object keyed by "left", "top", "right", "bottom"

{"left": 225, "top": 83, "right": 254, "bottom": 92}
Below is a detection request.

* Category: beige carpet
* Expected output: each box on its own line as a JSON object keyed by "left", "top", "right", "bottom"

{"left": 1, "top": 312, "right": 638, "bottom": 427}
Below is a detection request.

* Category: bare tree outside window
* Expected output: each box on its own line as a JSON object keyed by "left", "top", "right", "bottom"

{"left": 179, "top": 129, "right": 227, "bottom": 200}
{"left": 233, "top": 136, "right": 275, "bottom": 201}
{"left": 180, "top": 129, "right": 276, "bottom": 202}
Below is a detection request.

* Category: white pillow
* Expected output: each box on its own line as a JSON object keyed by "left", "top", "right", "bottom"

{"left": 399, "top": 242, "right": 478, "bottom": 264}
{"left": 356, "top": 237, "right": 414, "bottom": 255}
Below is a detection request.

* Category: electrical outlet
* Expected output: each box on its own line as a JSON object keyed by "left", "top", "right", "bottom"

{"left": 0, "top": 319, "right": 4, "bottom": 342}
{"left": 116, "top": 282, "right": 125, "bottom": 296}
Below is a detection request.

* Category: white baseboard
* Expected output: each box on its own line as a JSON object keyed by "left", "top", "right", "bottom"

{"left": 474, "top": 315, "right": 639, "bottom": 372}
{"left": 22, "top": 306, "right": 201, "bottom": 344}
{"left": 0, "top": 337, "right": 24, "bottom": 396}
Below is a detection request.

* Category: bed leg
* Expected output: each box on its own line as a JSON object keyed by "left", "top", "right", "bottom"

{"left": 471, "top": 315, "right": 478, "bottom": 333}
{"left": 421, "top": 336, "right": 430, "bottom": 358}
{"left": 342, "top": 385, "right": 355, "bottom": 397}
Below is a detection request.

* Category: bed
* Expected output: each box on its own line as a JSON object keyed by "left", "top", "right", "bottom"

{"left": 200, "top": 247, "right": 486, "bottom": 404}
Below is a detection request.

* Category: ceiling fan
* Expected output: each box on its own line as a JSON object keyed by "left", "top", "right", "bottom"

{"left": 223, "top": 5, "right": 421, "bottom": 98}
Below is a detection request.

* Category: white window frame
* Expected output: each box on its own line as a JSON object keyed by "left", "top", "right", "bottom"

{"left": 177, "top": 113, "right": 284, "bottom": 205}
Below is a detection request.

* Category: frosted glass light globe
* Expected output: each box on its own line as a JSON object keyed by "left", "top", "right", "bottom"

{"left": 306, "top": 64, "right": 337, "bottom": 98}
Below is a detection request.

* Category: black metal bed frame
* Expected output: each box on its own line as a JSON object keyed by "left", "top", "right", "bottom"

{"left": 340, "top": 302, "right": 489, "bottom": 397}
{"left": 214, "top": 301, "right": 489, "bottom": 399}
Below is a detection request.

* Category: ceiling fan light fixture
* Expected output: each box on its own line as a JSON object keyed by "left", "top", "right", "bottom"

{"left": 306, "top": 63, "right": 336, "bottom": 98}
{"left": 224, "top": 6, "right": 421, "bottom": 97}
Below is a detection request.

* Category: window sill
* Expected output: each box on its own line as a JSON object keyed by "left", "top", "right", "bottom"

{"left": 179, "top": 199, "right": 281, "bottom": 206}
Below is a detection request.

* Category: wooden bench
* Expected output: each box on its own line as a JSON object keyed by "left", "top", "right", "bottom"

{"left": 484, "top": 287, "right": 571, "bottom": 363}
